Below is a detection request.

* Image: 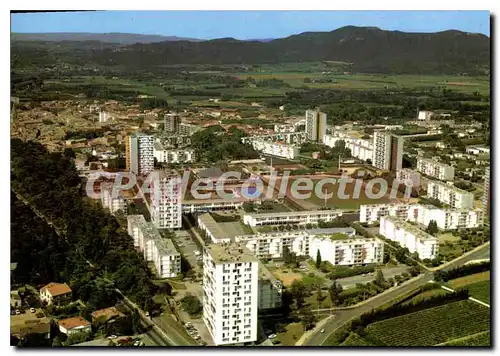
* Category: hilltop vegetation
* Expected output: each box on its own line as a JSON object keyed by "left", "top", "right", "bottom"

{"left": 11, "top": 26, "right": 490, "bottom": 75}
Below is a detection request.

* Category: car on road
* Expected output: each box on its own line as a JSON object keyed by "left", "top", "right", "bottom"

{"left": 268, "top": 334, "right": 277, "bottom": 339}
{"left": 108, "top": 335, "right": 118, "bottom": 340}
{"left": 30, "top": 308, "right": 36, "bottom": 313}
{"left": 320, "top": 329, "right": 325, "bottom": 333}
{"left": 185, "top": 322, "right": 193, "bottom": 327}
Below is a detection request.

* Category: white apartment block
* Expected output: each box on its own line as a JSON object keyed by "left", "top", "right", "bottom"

{"left": 407, "top": 204, "right": 484, "bottom": 231}
{"left": 203, "top": 243, "right": 259, "bottom": 345}
{"left": 305, "top": 108, "right": 327, "bottom": 143}
{"left": 309, "top": 235, "right": 384, "bottom": 266}
{"left": 154, "top": 142, "right": 195, "bottom": 164}
{"left": 241, "top": 132, "right": 307, "bottom": 146}
{"left": 100, "top": 182, "right": 127, "bottom": 215}
{"left": 247, "top": 140, "right": 300, "bottom": 159}
{"left": 483, "top": 166, "right": 490, "bottom": 218}
{"left": 417, "top": 111, "right": 434, "bottom": 121}
{"left": 150, "top": 171, "right": 183, "bottom": 229}
{"left": 426, "top": 179, "right": 474, "bottom": 209}
{"left": 323, "top": 134, "right": 373, "bottom": 161}
{"left": 372, "top": 131, "right": 403, "bottom": 171}
{"left": 198, "top": 213, "right": 232, "bottom": 244}
{"left": 465, "top": 146, "right": 490, "bottom": 155}
{"left": 360, "top": 203, "right": 413, "bottom": 224}
{"left": 126, "top": 133, "right": 154, "bottom": 176}
{"left": 274, "top": 124, "right": 296, "bottom": 133}
{"left": 235, "top": 227, "right": 356, "bottom": 259}
{"left": 98, "top": 110, "right": 109, "bottom": 123}
{"left": 243, "top": 210, "right": 344, "bottom": 227}
{"left": 126, "top": 215, "right": 181, "bottom": 278}
{"left": 379, "top": 216, "right": 439, "bottom": 260}
{"left": 396, "top": 168, "right": 422, "bottom": 188}
{"left": 416, "top": 157, "right": 455, "bottom": 181}
{"left": 183, "top": 199, "right": 244, "bottom": 214}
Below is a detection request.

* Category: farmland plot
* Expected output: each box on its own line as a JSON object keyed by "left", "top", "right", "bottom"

{"left": 365, "top": 300, "right": 490, "bottom": 346}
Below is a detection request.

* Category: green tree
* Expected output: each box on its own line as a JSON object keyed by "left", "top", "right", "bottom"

{"left": 328, "top": 280, "right": 343, "bottom": 307}
{"left": 290, "top": 280, "right": 308, "bottom": 309}
{"left": 180, "top": 295, "right": 202, "bottom": 316}
{"left": 426, "top": 220, "right": 439, "bottom": 236}
{"left": 301, "top": 308, "right": 316, "bottom": 330}
{"left": 315, "top": 250, "right": 322, "bottom": 269}
{"left": 374, "top": 268, "right": 386, "bottom": 287}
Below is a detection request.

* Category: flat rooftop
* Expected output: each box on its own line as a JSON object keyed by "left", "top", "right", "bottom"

{"left": 198, "top": 213, "right": 230, "bottom": 241}
{"left": 206, "top": 243, "right": 258, "bottom": 264}
{"left": 244, "top": 209, "right": 345, "bottom": 219}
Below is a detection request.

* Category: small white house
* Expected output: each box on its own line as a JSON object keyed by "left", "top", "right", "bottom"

{"left": 58, "top": 317, "right": 91, "bottom": 336}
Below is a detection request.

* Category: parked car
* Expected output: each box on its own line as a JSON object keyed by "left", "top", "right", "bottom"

{"left": 268, "top": 334, "right": 277, "bottom": 339}
{"left": 108, "top": 335, "right": 118, "bottom": 340}
{"left": 30, "top": 308, "right": 36, "bottom": 313}
{"left": 320, "top": 329, "right": 325, "bottom": 333}
{"left": 15, "top": 310, "right": 21, "bottom": 315}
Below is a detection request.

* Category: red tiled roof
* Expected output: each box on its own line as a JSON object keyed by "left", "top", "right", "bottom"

{"left": 40, "top": 282, "right": 72, "bottom": 297}
{"left": 58, "top": 316, "right": 90, "bottom": 330}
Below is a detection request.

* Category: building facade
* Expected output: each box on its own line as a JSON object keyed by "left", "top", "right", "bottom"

{"left": 100, "top": 182, "right": 127, "bottom": 215}
{"left": 125, "top": 133, "right": 154, "bottom": 176}
{"left": 164, "top": 113, "right": 181, "bottom": 134}
{"left": 150, "top": 171, "right": 183, "bottom": 229}
{"left": 360, "top": 203, "right": 412, "bottom": 224}
{"left": 483, "top": 166, "right": 490, "bottom": 219}
{"left": 396, "top": 168, "right": 421, "bottom": 188}
{"left": 247, "top": 140, "right": 300, "bottom": 159}
{"left": 305, "top": 108, "right": 327, "bottom": 143}
{"left": 416, "top": 157, "right": 455, "bottom": 181}
{"left": 243, "top": 210, "right": 344, "bottom": 227}
{"left": 426, "top": 180, "right": 474, "bottom": 209}
{"left": 372, "top": 131, "right": 403, "bottom": 171}
{"left": 154, "top": 142, "right": 195, "bottom": 164}
{"left": 203, "top": 243, "right": 259, "bottom": 345}
{"left": 379, "top": 216, "right": 439, "bottom": 260}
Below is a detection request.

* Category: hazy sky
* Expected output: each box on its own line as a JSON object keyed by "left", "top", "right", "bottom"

{"left": 11, "top": 10, "right": 490, "bottom": 39}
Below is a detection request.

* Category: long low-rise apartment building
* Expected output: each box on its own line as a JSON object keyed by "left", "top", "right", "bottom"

{"left": 379, "top": 216, "right": 439, "bottom": 260}
{"left": 197, "top": 213, "right": 232, "bottom": 244}
{"left": 183, "top": 199, "right": 244, "bottom": 214}
{"left": 247, "top": 140, "right": 300, "bottom": 159}
{"left": 309, "top": 234, "right": 384, "bottom": 266}
{"left": 243, "top": 210, "right": 345, "bottom": 227}
{"left": 127, "top": 215, "right": 181, "bottom": 278}
{"left": 361, "top": 203, "right": 483, "bottom": 230}
{"left": 241, "top": 132, "right": 307, "bottom": 145}
{"left": 416, "top": 157, "right": 455, "bottom": 181}
{"left": 234, "top": 227, "right": 382, "bottom": 266}
{"left": 426, "top": 179, "right": 474, "bottom": 209}
{"left": 153, "top": 142, "right": 195, "bottom": 164}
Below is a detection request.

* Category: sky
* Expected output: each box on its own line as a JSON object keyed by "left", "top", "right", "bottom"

{"left": 11, "top": 10, "right": 490, "bottom": 40}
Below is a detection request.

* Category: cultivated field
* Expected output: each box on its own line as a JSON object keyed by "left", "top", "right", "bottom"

{"left": 439, "top": 331, "right": 491, "bottom": 346}
{"left": 364, "top": 300, "right": 490, "bottom": 346}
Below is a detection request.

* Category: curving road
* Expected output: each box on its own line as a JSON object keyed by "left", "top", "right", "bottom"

{"left": 302, "top": 242, "right": 490, "bottom": 346}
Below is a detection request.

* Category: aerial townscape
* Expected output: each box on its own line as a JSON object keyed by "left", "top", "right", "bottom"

{"left": 10, "top": 10, "right": 491, "bottom": 348}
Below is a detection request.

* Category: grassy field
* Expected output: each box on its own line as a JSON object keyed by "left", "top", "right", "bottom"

{"left": 364, "top": 300, "right": 490, "bottom": 346}
{"left": 276, "top": 322, "right": 305, "bottom": 346}
{"left": 448, "top": 271, "right": 490, "bottom": 304}
{"left": 287, "top": 178, "right": 394, "bottom": 210}
{"left": 465, "top": 281, "right": 490, "bottom": 304}
{"left": 438, "top": 331, "right": 491, "bottom": 346}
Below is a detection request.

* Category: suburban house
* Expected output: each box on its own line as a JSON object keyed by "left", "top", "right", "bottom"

{"left": 40, "top": 282, "right": 72, "bottom": 305}
{"left": 91, "top": 306, "right": 125, "bottom": 324}
{"left": 58, "top": 316, "right": 91, "bottom": 336}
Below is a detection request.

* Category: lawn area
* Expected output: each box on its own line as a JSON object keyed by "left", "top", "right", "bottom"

{"left": 401, "top": 287, "right": 449, "bottom": 306}
{"left": 438, "top": 331, "right": 490, "bottom": 346}
{"left": 169, "top": 281, "right": 187, "bottom": 290}
{"left": 287, "top": 178, "right": 395, "bottom": 210}
{"left": 447, "top": 271, "right": 490, "bottom": 304}
{"left": 448, "top": 271, "right": 490, "bottom": 289}
{"left": 272, "top": 269, "right": 304, "bottom": 287}
{"left": 305, "top": 291, "right": 332, "bottom": 309}
{"left": 438, "top": 232, "right": 461, "bottom": 243}
{"left": 276, "top": 322, "right": 305, "bottom": 346}
{"left": 466, "top": 281, "right": 490, "bottom": 304}
{"left": 364, "top": 300, "right": 490, "bottom": 346}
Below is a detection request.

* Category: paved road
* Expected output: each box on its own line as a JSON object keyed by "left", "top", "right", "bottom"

{"left": 303, "top": 242, "right": 491, "bottom": 346}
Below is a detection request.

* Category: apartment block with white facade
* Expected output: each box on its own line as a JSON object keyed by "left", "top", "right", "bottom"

{"left": 416, "top": 157, "right": 455, "bottom": 181}
{"left": 483, "top": 166, "right": 490, "bottom": 219}
{"left": 154, "top": 142, "right": 196, "bottom": 164}
{"left": 379, "top": 216, "right": 439, "bottom": 260}
{"left": 150, "top": 170, "right": 183, "bottom": 229}
{"left": 309, "top": 234, "right": 384, "bottom": 266}
{"left": 396, "top": 168, "right": 422, "bottom": 188}
{"left": 203, "top": 243, "right": 259, "bottom": 345}
{"left": 126, "top": 215, "right": 181, "bottom": 278}
{"left": 274, "top": 123, "right": 296, "bottom": 133}
{"left": 235, "top": 227, "right": 356, "bottom": 260}
{"left": 241, "top": 132, "right": 307, "bottom": 146}
{"left": 125, "top": 133, "right": 154, "bottom": 176}
{"left": 323, "top": 134, "right": 373, "bottom": 161}
{"left": 360, "top": 203, "right": 413, "bottom": 224}
{"left": 100, "top": 181, "right": 127, "bottom": 215}
{"left": 426, "top": 179, "right": 474, "bottom": 209}
{"left": 407, "top": 204, "right": 484, "bottom": 231}
{"left": 183, "top": 199, "right": 244, "bottom": 214}
{"left": 243, "top": 210, "right": 345, "bottom": 227}
{"left": 246, "top": 140, "right": 300, "bottom": 159}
